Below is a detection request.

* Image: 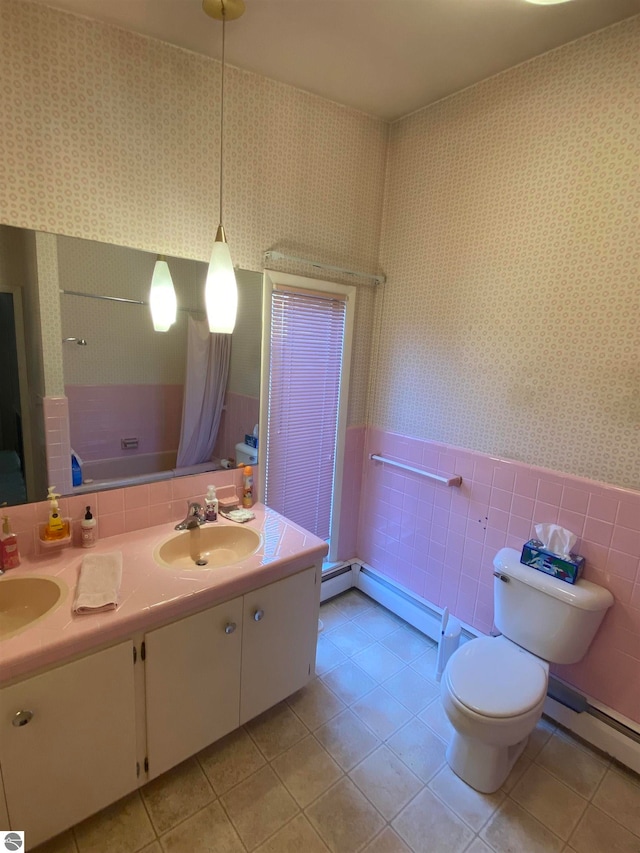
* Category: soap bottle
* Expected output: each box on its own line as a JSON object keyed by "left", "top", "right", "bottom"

{"left": 0, "top": 514, "right": 21, "bottom": 569}
{"left": 81, "top": 505, "right": 97, "bottom": 548}
{"left": 44, "top": 486, "right": 68, "bottom": 541}
{"left": 242, "top": 466, "right": 254, "bottom": 509}
{"left": 205, "top": 485, "right": 218, "bottom": 522}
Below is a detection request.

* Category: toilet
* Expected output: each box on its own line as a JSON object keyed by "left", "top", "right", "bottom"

{"left": 440, "top": 547, "right": 614, "bottom": 793}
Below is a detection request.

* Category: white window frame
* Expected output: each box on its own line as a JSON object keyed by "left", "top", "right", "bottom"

{"left": 259, "top": 269, "right": 355, "bottom": 562}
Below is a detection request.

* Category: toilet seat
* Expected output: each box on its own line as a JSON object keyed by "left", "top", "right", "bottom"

{"left": 445, "top": 637, "right": 548, "bottom": 719}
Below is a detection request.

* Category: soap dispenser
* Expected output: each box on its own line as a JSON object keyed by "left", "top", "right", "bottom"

{"left": 81, "top": 505, "right": 97, "bottom": 548}
{"left": 0, "top": 514, "right": 21, "bottom": 569}
{"left": 205, "top": 485, "right": 218, "bottom": 522}
{"left": 44, "top": 486, "right": 69, "bottom": 541}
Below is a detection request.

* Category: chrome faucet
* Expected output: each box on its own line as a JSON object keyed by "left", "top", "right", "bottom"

{"left": 175, "top": 501, "right": 206, "bottom": 530}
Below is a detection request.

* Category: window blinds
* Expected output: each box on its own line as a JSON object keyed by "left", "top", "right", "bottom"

{"left": 265, "top": 285, "right": 347, "bottom": 540}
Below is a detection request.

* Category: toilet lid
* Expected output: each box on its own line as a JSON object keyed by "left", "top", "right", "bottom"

{"left": 446, "top": 637, "right": 548, "bottom": 718}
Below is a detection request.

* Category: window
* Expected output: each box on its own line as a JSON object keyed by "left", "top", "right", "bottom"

{"left": 260, "top": 271, "right": 355, "bottom": 558}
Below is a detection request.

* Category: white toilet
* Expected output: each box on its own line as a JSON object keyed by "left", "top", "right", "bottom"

{"left": 440, "top": 547, "right": 614, "bottom": 793}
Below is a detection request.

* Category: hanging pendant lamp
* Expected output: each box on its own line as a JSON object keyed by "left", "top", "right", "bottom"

{"left": 149, "top": 255, "right": 177, "bottom": 332}
{"left": 203, "top": 0, "right": 244, "bottom": 334}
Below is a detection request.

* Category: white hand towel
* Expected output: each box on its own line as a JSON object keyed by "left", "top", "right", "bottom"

{"left": 73, "top": 552, "right": 122, "bottom": 614}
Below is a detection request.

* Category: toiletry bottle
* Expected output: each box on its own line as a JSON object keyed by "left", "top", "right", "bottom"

{"left": 242, "top": 466, "right": 254, "bottom": 508}
{"left": 205, "top": 485, "right": 218, "bottom": 522}
{"left": 44, "top": 486, "right": 68, "bottom": 540}
{"left": 0, "top": 514, "right": 21, "bottom": 569}
{"left": 81, "top": 505, "right": 97, "bottom": 548}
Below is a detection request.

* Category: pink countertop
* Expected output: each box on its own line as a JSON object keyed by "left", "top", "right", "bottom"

{"left": 0, "top": 505, "right": 328, "bottom": 686}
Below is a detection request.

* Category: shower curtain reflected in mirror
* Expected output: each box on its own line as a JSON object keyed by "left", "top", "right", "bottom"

{"left": 176, "top": 317, "right": 231, "bottom": 468}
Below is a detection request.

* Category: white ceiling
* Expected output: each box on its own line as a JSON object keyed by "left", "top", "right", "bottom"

{"left": 31, "top": 0, "right": 640, "bottom": 121}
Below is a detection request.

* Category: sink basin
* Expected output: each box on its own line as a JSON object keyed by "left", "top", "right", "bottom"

{"left": 154, "top": 524, "right": 262, "bottom": 570}
{"left": 0, "top": 575, "right": 67, "bottom": 640}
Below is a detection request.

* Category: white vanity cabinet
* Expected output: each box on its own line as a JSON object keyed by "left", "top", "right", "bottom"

{"left": 0, "top": 640, "right": 138, "bottom": 848}
{"left": 144, "top": 566, "right": 318, "bottom": 778}
{"left": 144, "top": 597, "right": 244, "bottom": 780}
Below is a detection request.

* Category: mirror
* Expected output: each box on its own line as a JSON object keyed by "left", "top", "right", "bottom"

{"left": 0, "top": 225, "right": 262, "bottom": 506}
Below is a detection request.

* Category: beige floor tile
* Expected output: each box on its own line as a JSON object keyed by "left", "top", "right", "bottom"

{"left": 464, "top": 839, "right": 494, "bottom": 853}
{"left": 253, "top": 813, "right": 330, "bottom": 853}
{"left": 34, "top": 830, "right": 77, "bottom": 853}
{"left": 271, "top": 735, "right": 344, "bottom": 807}
{"left": 569, "top": 804, "right": 640, "bottom": 853}
{"left": 500, "top": 753, "right": 532, "bottom": 794}
{"left": 305, "top": 777, "right": 385, "bottom": 853}
{"left": 382, "top": 665, "right": 440, "bottom": 713}
{"left": 353, "top": 607, "right": 403, "bottom": 640}
{"left": 287, "top": 677, "right": 346, "bottom": 729}
{"left": 315, "top": 635, "right": 348, "bottom": 675}
{"left": 535, "top": 732, "right": 608, "bottom": 798}
{"left": 480, "top": 799, "right": 564, "bottom": 853}
{"left": 408, "top": 647, "right": 439, "bottom": 681}
{"left": 315, "top": 709, "right": 380, "bottom": 771}
{"left": 325, "top": 622, "right": 376, "bottom": 657}
{"left": 428, "top": 764, "right": 504, "bottom": 831}
{"left": 140, "top": 757, "right": 215, "bottom": 835}
{"left": 221, "top": 765, "right": 298, "bottom": 850}
{"left": 361, "top": 826, "right": 412, "bottom": 852}
{"left": 419, "top": 697, "right": 454, "bottom": 743}
{"left": 331, "top": 590, "right": 376, "bottom": 618}
{"left": 159, "top": 800, "right": 245, "bottom": 853}
{"left": 523, "top": 717, "right": 556, "bottom": 760}
{"left": 197, "top": 726, "right": 266, "bottom": 795}
{"left": 351, "top": 686, "right": 413, "bottom": 740}
{"left": 350, "top": 745, "right": 423, "bottom": 820}
{"left": 510, "top": 763, "right": 588, "bottom": 841}
{"left": 381, "top": 625, "right": 434, "bottom": 663}
{"left": 319, "top": 602, "right": 350, "bottom": 631}
{"left": 74, "top": 792, "right": 155, "bottom": 853}
{"left": 387, "top": 717, "right": 447, "bottom": 783}
{"left": 246, "top": 701, "right": 309, "bottom": 760}
{"left": 321, "top": 660, "right": 378, "bottom": 706}
{"left": 592, "top": 768, "right": 640, "bottom": 838}
{"left": 353, "top": 642, "right": 406, "bottom": 682}
{"left": 392, "top": 787, "right": 474, "bottom": 853}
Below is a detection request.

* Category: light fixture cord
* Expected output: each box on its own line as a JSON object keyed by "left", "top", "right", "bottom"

{"left": 219, "top": 4, "right": 226, "bottom": 227}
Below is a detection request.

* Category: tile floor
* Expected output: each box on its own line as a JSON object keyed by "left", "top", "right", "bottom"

{"left": 35, "top": 589, "right": 640, "bottom": 853}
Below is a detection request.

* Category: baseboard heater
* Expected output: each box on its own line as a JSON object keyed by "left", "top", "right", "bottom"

{"left": 321, "top": 560, "right": 640, "bottom": 771}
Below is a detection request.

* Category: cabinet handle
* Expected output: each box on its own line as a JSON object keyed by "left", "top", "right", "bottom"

{"left": 12, "top": 710, "right": 33, "bottom": 727}
{"left": 253, "top": 609, "right": 264, "bottom": 622}
{"left": 224, "top": 622, "right": 237, "bottom": 634}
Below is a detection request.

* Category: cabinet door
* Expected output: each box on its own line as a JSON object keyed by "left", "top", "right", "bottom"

{"left": 0, "top": 641, "right": 137, "bottom": 848}
{"left": 144, "top": 596, "right": 242, "bottom": 780}
{"left": 0, "top": 768, "right": 8, "bottom": 831}
{"left": 240, "top": 567, "right": 318, "bottom": 724}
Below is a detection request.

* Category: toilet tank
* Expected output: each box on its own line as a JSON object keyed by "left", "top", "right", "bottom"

{"left": 493, "top": 548, "right": 614, "bottom": 665}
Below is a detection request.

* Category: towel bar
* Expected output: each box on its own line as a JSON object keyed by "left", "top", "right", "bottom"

{"left": 370, "top": 453, "right": 462, "bottom": 487}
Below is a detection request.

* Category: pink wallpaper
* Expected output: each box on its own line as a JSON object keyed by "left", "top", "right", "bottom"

{"left": 356, "top": 427, "right": 640, "bottom": 724}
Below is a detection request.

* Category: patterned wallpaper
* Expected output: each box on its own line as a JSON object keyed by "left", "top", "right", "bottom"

{"left": 377, "top": 16, "right": 640, "bottom": 490}
{"left": 0, "top": 0, "right": 387, "bottom": 425}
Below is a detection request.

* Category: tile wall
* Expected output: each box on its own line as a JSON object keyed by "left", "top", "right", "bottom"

{"left": 357, "top": 428, "right": 640, "bottom": 725}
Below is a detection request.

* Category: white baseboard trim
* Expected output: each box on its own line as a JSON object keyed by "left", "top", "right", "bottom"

{"left": 322, "top": 558, "right": 640, "bottom": 774}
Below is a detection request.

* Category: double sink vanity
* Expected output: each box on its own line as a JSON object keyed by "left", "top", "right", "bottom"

{"left": 0, "top": 505, "right": 327, "bottom": 849}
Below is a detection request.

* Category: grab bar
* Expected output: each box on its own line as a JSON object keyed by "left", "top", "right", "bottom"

{"left": 370, "top": 453, "right": 462, "bottom": 487}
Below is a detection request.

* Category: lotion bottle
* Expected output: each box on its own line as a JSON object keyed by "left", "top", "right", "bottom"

{"left": 242, "top": 466, "right": 254, "bottom": 509}
{"left": 81, "top": 505, "right": 97, "bottom": 548}
{"left": 205, "top": 485, "right": 218, "bottom": 522}
{"left": 0, "top": 514, "right": 21, "bottom": 569}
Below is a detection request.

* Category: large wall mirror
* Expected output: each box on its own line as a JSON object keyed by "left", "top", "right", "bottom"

{"left": 0, "top": 225, "right": 262, "bottom": 507}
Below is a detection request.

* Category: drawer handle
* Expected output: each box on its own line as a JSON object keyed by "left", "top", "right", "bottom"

{"left": 13, "top": 710, "right": 33, "bottom": 727}
{"left": 253, "top": 609, "right": 264, "bottom": 622}
{"left": 224, "top": 622, "right": 237, "bottom": 634}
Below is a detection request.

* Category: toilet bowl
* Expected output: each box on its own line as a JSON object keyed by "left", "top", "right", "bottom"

{"left": 439, "top": 547, "right": 613, "bottom": 794}
{"left": 440, "top": 635, "right": 548, "bottom": 792}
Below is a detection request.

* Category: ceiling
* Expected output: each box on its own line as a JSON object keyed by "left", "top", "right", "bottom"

{"left": 31, "top": 0, "right": 640, "bottom": 121}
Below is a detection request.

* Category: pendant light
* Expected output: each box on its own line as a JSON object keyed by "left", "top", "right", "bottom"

{"left": 203, "top": 0, "right": 244, "bottom": 334}
{"left": 149, "top": 255, "right": 177, "bottom": 332}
